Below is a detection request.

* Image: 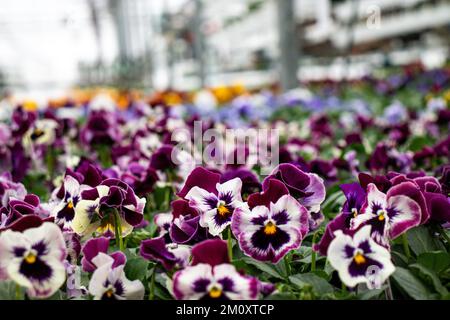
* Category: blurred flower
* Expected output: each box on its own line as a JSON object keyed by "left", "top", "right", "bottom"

{"left": 88, "top": 253, "right": 144, "bottom": 300}
{"left": 0, "top": 222, "right": 67, "bottom": 298}
{"left": 172, "top": 263, "right": 258, "bottom": 300}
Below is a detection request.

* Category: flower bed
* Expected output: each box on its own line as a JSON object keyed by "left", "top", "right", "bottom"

{"left": 0, "top": 66, "right": 449, "bottom": 300}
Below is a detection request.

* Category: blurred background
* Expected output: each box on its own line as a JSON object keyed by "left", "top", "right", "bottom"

{"left": 0, "top": 0, "right": 449, "bottom": 102}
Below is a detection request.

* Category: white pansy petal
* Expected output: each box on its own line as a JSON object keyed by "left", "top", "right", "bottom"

{"left": 63, "top": 175, "right": 80, "bottom": 198}
{"left": 172, "top": 263, "right": 213, "bottom": 300}
{"left": 231, "top": 204, "right": 266, "bottom": 237}
{"left": 350, "top": 211, "right": 374, "bottom": 230}
{"left": 186, "top": 187, "right": 217, "bottom": 213}
{"left": 301, "top": 173, "right": 326, "bottom": 213}
{"left": 200, "top": 208, "right": 229, "bottom": 236}
{"left": 73, "top": 199, "right": 97, "bottom": 235}
{"left": 213, "top": 264, "right": 258, "bottom": 300}
{"left": 121, "top": 277, "right": 145, "bottom": 300}
{"left": 216, "top": 178, "right": 243, "bottom": 203}
{"left": 327, "top": 231, "right": 358, "bottom": 287}
{"left": 25, "top": 257, "right": 67, "bottom": 299}
{"left": 92, "top": 252, "right": 115, "bottom": 269}
{"left": 364, "top": 183, "right": 387, "bottom": 213}
{"left": 89, "top": 260, "right": 114, "bottom": 299}
{"left": 96, "top": 185, "right": 110, "bottom": 198}
{"left": 271, "top": 194, "right": 307, "bottom": 231}
{"left": 23, "top": 222, "right": 67, "bottom": 261}
{"left": 387, "top": 195, "right": 421, "bottom": 239}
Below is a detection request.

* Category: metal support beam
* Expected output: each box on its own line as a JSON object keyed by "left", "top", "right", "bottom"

{"left": 193, "top": 0, "right": 206, "bottom": 88}
{"left": 276, "top": 0, "right": 299, "bottom": 91}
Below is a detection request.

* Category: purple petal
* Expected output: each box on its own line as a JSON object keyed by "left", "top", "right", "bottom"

{"left": 191, "top": 239, "right": 229, "bottom": 267}
{"left": 177, "top": 167, "right": 221, "bottom": 198}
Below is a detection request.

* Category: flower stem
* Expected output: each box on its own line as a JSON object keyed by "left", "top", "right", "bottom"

{"left": 113, "top": 210, "right": 124, "bottom": 252}
{"left": 227, "top": 227, "right": 233, "bottom": 261}
{"left": 284, "top": 255, "right": 292, "bottom": 278}
{"left": 311, "top": 232, "right": 317, "bottom": 272}
{"left": 149, "top": 267, "right": 156, "bottom": 300}
{"left": 437, "top": 224, "right": 450, "bottom": 250}
{"left": 402, "top": 233, "right": 411, "bottom": 260}
{"left": 15, "top": 284, "right": 21, "bottom": 300}
{"left": 341, "top": 282, "right": 347, "bottom": 294}
{"left": 384, "top": 279, "right": 394, "bottom": 300}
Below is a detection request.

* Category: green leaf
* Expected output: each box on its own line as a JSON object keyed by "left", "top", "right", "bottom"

{"left": 406, "top": 226, "right": 445, "bottom": 256}
{"left": 391, "top": 267, "right": 432, "bottom": 300}
{"left": 241, "top": 257, "right": 285, "bottom": 280}
{"left": 265, "top": 292, "right": 297, "bottom": 300}
{"left": 410, "top": 263, "right": 448, "bottom": 296}
{"left": 417, "top": 251, "right": 450, "bottom": 274}
{"left": 289, "top": 273, "right": 334, "bottom": 296}
{"left": 357, "top": 286, "right": 386, "bottom": 300}
{"left": 124, "top": 257, "right": 149, "bottom": 282}
{"left": 0, "top": 281, "right": 24, "bottom": 300}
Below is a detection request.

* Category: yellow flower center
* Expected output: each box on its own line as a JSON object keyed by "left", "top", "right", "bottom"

{"left": 31, "top": 129, "right": 44, "bottom": 140}
{"left": 67, "top": 201, "right": 74, "bottom": 209}
{"left": 217, "top": 203, "right": 230, "bottom": 216}
{"left": 377, "top": 209, "right": 386, "bottom": 221}
{"left": 24, "top": 253, "right": 37, "bottom": 264}
{"left": 209, "top": 287, "right": 222, "bottom": 299}
{"left": 353, "top": 252, "right": 366, "bottom": 265}
{"left": 264, "top": 221, "right": 277, "bottom": 235}
{"left": 105, "top": 288, "right": 114, "bottom": 298}
{"left": 351, "top": 208, "right": 358, "bottom": 218}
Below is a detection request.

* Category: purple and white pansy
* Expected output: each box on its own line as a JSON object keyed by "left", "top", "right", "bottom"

{"left": 172, "top": 263, "right": 259, "bottom": 300}
{"left": 327, "top": 225, "right": 395, "bottom": 289}
{"left": 185, "top": 178, "right": 243, "bottom": 236}
{"left": 51, "top": 175, "right": 84, "bottom": 230}
{"left": 263, "top": 163, "right": 326, "bottom": 213}
{"left": 232, "top": 194, "right": 309, "bottom": 263}
{"left": 351, "top": 183, "right": 422, "bottom": 245}
{"left": 140, "top": 236, "right": 191, "bottom": 270}
{"left": 72, "top": 179, "right": 146, "bottom": 238}
{"left": 0, "top": 222, "right": 67, "bottom": 298}
{"left": 88, "top": 253, "right": 145, "bottom": 300}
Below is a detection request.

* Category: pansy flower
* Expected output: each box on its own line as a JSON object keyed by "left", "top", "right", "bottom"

{"left": 0, "top": 194, "right": 53, "bottom": 232}
{"left": 172, "top": 263, "right": 259, "bottom": 300}
{"left": 184, "top": 169, "right": 243, "bottom": 236}
{"left": 263, "top": 163, "right": 326, "bottom": 213}
{"left": 351, "top": 183, "right": 422, "bottom": 245}
{"left": 51, "top": 175, "right": 84, "bottom": 230}
{"left": 88, "top": 253, "right": 144, "bottom": 300}
{"left": 154, "top": 212, "right": 174, "bottom": 237}
{"left": 140, "top": 236, "right": 190, "bottom": 270}
{"left": 171, "top": 198, "right": 211, "bottom": 242}
{"left": 81, "top": 237, "right": 126, "bottom": 272}
{"left": 172, "top": 239, "right": 259, "bottom": 300}
{"left": 327, "top": 225, "right": 395, "bottom": 289}
{"left": 72, "top": 179, "right": 146, "bottom": 238}
{"left": 232, "top": 194, "right": 309, "bottom": 263}
{"left": 0, "top": 172, "right": 27, "bottom": 207}
{"left": 313, "top": 183, "right": 366, "bottom": 256}
{"left": 0, "top": 222, "right": 67, "bottom": 298}
{"left": 22, "top": 119, "right": 58, "bottom": 151}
